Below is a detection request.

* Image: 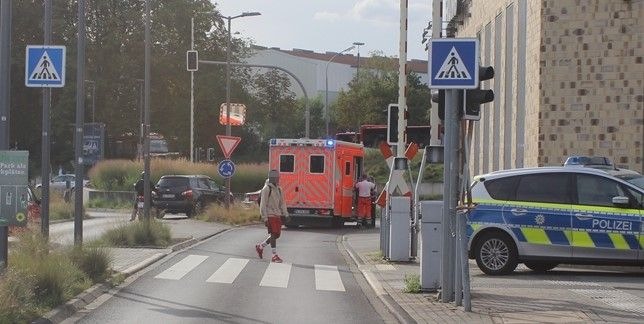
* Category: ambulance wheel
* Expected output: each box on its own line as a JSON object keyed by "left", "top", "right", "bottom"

{"left": 524, "top": 261, "right": 558, "bottom": 273}
{"left": 474, "top": 232, "right": 518, "bottom": 275}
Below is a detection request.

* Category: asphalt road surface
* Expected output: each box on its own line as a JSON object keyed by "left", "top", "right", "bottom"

{"left": 73, "top": 225, "right": 391, "bottom": 324}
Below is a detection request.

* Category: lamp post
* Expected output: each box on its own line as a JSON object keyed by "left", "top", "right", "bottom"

{"left": 85, "top": 80, "right": 95, "bottom": 123}
{"left": 324, "top": 45, "right": 355, "bottom": 137}
{"left": 352, "top": 42, "right": 365, "bottom": 80}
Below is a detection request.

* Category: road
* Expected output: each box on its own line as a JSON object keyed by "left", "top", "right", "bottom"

{"left": 48, "top": 211, "right": 131, "bottom": 245}
{"left": 73, "top": 225, "right": 392, "bottom": 324}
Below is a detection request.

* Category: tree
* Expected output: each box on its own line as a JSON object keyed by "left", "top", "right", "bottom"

{"left": 333, "top": 52, "right": 431, "bottom": 132}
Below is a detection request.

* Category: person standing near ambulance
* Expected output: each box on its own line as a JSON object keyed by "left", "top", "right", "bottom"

{"left": 355, "top": 174, "right": 376, "bottom": 226}
{"left": 255, "top": 170, "right": 289, "bottom": 263}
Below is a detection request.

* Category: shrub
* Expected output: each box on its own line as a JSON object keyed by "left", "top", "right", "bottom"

{"left": 88, "top": 159, "right": 268, "bottom": 193}
{"left": 0, "top": 269, "right": 39, "bottom": 323}
{"left": 403, "top": 274, "right": 421, "bottom": 293}
{"left": 68, "top": 246, "right": 112, "bottom": 282}
{"left": 100, "top": 220, "right": 172, "bottom": 247}
{"left": 87, "top": 198, "right": 132, "bottom": 210}
{"left": 197, "top": 204, "right": 262, "bottom": 225}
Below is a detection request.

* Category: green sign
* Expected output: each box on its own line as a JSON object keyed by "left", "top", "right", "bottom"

{"left": 0, "top": 151, "right": 29, "bottom": 227}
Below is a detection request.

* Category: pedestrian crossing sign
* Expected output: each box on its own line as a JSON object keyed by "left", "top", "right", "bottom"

{"left": 429, "top": 38, "right": 478, "bottom": 89}
{"left": 25, "top": 45, "right": 66, "bottom": 88}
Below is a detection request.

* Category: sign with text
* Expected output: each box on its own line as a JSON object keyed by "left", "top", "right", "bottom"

{"left": 0, "top": 151, "right": 29, "bottom": 226}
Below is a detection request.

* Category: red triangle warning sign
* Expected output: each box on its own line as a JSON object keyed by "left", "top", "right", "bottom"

{"left": 216, "top": 135, "right": 241, "bottom": 159}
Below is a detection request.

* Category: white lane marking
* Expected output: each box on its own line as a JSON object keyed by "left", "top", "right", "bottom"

{"left": 154, "top": 255, "right": 208, "bottom": 280}
{"left": 315, "top": 265, "right": 345, "bottom": 292}
{"left": 206, "top": 258, "right": 249, "bottom": 284}
{"left": 259, "top": 262, "right": 291, "bottom": 288}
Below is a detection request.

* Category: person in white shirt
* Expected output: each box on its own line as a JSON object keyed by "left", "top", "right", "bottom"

{"left": 255, "top": 170, "right": 289, "bottom": 263}
{"left": 354, "top": 174, "right": 376, "bottom": 226}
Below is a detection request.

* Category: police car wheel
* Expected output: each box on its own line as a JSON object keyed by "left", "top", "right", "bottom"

{"left": 523, "top": 261, "right": 558, "bottom": 273}
{"left": 475, "top": 232, "right": 518, "bottom": 275}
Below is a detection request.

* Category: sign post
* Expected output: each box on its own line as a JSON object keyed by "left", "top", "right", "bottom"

{"left": 0, "top": 151, "right": 29, "bottom": 269}
{"left": 429, "top": 38, "right": 478, "bottom": 305}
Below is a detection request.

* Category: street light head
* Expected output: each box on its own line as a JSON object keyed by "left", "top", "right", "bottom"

{"left": 353, "top": 42, "right": 365, "bottom": 46}
{"left": 343, "top": 45, "right": 356, "bottom": 53}
{"left": 241, "top": 11, "right": 261, "bottom": 17}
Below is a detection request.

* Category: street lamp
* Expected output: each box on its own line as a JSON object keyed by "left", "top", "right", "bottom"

{"left": 324, "top": 45, "right": 355, "bottom": 137}
{"left": 352, "top": 42, "right": 365, "bottom": 80}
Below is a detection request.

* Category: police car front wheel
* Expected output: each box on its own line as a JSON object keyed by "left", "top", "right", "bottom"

{"left": 523, "top": 261, "right": 558, "bottom": 273}
{"left": 474, "top": 232, "right": 518, "bottom": 275}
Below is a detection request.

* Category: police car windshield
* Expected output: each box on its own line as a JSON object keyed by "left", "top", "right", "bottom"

{"left": 620, "top": 175, "right": 644, "bottom": 190}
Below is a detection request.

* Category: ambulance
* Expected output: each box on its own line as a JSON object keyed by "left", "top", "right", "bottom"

{"left": 268, "top": 138, "right": 372, "bottom": 227}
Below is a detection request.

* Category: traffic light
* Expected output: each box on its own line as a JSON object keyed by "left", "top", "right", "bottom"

{"left": 431, "top": 90, "right": 445, "bottom": 120}
{"left": 207, "top": 148, "right": 215, "bottom": 162}
{"left": 463, "top": 66, "right": 495, "bottom": 120}
{"left": 186, "top": 50, "right": 198, "bottom": 71}
{"left": 387, "top": 104, "right": 399, "bottom": 144}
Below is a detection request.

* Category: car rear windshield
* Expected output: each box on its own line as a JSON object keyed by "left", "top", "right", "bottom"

{"left": 157, "top": 177, "right": 189, "bottom": 187}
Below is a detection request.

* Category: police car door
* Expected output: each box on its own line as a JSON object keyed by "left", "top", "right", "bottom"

{"left": 571, "top": 174, "right": 640, "bottom": 261}
{"left": 507, "top": 173, "right": 573, "bottom": 259}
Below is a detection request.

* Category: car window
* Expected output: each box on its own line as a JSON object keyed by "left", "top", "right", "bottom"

{"left": 484, "top": 176, "right": 518, "bottom": 200}
{"left": 310, "top": 155, "right": 325, "bottom": 174}
{"left": 280, "top": 155, "right": 294, "bottom": 173}
{"left": 157, "top": 177, "right": 189, "bottom": 187}
{"left": 515, "top": 173, "right": 571, "bottom": 204}
{"left": 208, "top": 180, "right": 220, "bottom": 191}
{"left": 576, "top": 174, "right": 626, "bottom": 207}
{"left": 196, "top": 178, "right": 210, "bottom": 189}
{"left": 52, "top": 175, "right": 64, "bottom": 182}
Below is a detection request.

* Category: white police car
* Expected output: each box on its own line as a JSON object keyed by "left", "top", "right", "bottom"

{"left": 468, "top": 167, "right": 643, "bottom": 275}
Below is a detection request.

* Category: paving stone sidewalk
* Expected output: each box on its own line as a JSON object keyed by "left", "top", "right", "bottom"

{"left": 344, "top": 229, "right": 644, "bottom": 324}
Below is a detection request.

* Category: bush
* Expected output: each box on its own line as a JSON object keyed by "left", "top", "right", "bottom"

{"left": 197, "top": 204, "right": 262, "bottom": 225}
{"left": 86, "top": 198, "right": 132, "bottom": 210}
{"left": 0, "top": 269, "right": 39, "bottom": 323}
{"left": 364, "top": 148, "right": 443, "bottom": 185}
{"left": 403, "top": 274, "right": 421, "bottom": 293}
{"left": 68, "top": 246, "right": 112, "bottom": 282}
{"left": 88, "top": 159, "right": 268, "bottom": 193}
{"left": 100, "top": 220, "right": 172, "bottom": 247}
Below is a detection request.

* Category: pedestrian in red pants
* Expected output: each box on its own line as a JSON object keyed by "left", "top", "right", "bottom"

{"left": 255, "top": 170, "right": 289, "bottom": 263}
{"left": 355, "top": 174, "right": 375, "bottom": 226}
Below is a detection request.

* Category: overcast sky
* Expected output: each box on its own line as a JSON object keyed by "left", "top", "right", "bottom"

{"left": 213, "top": 0, "right": 433, "bottom": 61}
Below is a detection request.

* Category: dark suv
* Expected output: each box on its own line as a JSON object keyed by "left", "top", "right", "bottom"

{"left": 153, "top": 175, "right": 230, "bottom": 217}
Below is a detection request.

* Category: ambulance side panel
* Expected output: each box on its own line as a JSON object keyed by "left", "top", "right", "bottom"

{"left": 334, "top": 143, "right": 365, "bottom": 218}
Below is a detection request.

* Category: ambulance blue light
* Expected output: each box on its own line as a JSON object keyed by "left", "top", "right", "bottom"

{"left": 325, "top": 140, "right": 335, "bottom": 147}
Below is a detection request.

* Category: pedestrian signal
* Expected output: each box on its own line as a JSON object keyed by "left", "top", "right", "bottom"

{"left": 187, "top": 50, "right": 198, "bottom": 71}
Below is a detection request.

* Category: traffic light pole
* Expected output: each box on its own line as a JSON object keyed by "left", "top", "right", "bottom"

{"left": 441, "top": 89, "right": 460, "bottom": 303}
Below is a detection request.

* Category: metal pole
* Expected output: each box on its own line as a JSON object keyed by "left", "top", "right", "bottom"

{"left": 396, "top": 0, "right": 408, "bottom": 158}
{"left": 74, "top": 0, "right": 86, "bottom": 246}
{"left": 430, "top": 0, "right": 442, "bottom": 146}
{"left": 224, "top": 17, "right": 232, "bottom": 209}
{"left": 190, "top": 17, "right": 194, "bottom": 162}
{"left": 40, "top": 0, "right": 52, "bottom": 239}
{"left": 91, "top": 81, "right": 95, "bottom": 123}
{"left": 0, "top": 0, "right": 12, "bottom": 269}
{"left": 441, "top": 89, "right": 459, "bottom": 302}
{"left": 143, "top": 0, "right": 151, "bottom": 220}
{"left": 137, "top": 79, "right": 143, "bottom": 161}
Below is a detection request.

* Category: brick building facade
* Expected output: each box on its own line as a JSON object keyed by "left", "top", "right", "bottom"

{"left": 450, "top": 0, "right": 643, "bottom": 174}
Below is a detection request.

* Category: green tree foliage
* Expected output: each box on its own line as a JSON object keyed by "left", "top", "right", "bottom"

{"left": 333, "top": 52, "right": 431, "bottom": 132}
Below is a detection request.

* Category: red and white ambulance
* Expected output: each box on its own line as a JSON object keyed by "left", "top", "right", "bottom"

{"left": 268, "top": 138, "right": 370, "bottom": 227}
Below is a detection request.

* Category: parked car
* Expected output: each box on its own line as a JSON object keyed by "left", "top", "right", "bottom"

{"left": 35, "top": 174, "right": 89, "bottom": 191}
{"left": 468, "top": 166, "right": 643, "bottom": 275}
{"left": 152, "top": 175, "right": 232, "bottom": 217}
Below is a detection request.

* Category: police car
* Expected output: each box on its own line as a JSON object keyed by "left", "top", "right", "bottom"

{"left": 468, "top": 167, "right": 643, "bottom": 275}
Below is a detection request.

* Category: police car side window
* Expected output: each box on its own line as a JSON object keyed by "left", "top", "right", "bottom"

{"left": 484, "top": 176, "right": 518, "bottom": 200}
{"left": 515, "top": 173, "right": 571, "bottom": 204}
{"left": 576, "top": 174, "right": 625, "bottom": 207}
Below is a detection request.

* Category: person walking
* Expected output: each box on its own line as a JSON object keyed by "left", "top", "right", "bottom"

{"left": 255, "top": 170, "right": 289, "bottom": 263}
{"left": 130, "top": 171, "right": 156, "bottom": 221}
{"left": 355, "top": 174, "right": 376, "bottom": 226}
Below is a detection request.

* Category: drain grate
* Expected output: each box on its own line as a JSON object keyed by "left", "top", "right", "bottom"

{"left": 570, "top": 288, "right": 644, "bottom": 316}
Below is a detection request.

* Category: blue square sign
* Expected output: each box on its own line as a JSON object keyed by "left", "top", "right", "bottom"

{"left": 429, "top": 39, "right": 479, "bottom": 89}
{"left": 25, "top": 45, "right": 66, "bottom": 88}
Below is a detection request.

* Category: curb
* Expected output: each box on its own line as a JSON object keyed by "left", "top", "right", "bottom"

{"left": 341, "top": 234, "right": 416, "bottom": 324}
{"left": 34, "top": 227, "right": 231, "bottom": 324}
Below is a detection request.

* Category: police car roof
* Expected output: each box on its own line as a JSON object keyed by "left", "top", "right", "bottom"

{"left": 476, "top": 166, "right": 615, "bottom": 181}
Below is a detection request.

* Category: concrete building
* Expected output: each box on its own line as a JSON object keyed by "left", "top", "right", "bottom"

{"left": 448, "top": 0, "right": 643, "bottom": 173}
{"left": 245, "top": 47, "right": 429, "bottom": 104}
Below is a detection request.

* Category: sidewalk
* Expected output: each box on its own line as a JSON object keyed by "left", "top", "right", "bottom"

{"left": 343, "top": 228, "right": 644, "bottom": 324}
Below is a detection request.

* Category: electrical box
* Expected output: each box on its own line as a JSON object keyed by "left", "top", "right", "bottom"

{"left": 420, "top": 200, "right": 442, "bottom": 291}
{"left": 388, "top": 196, "right": 411, "bottom": 261}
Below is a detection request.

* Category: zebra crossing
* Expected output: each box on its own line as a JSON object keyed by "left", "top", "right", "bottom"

{"left": 154, "top": 254, "right": 347, "bottom": 292}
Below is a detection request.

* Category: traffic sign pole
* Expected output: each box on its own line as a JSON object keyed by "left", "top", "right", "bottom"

{"left": 74, "top": 0, "right": 86, "bottom": 246}
{"left": 0, "top": 0, "right": 11, "bottom": 270}
{"left": 41, "top": 0, "right": 52, "bottom": 239}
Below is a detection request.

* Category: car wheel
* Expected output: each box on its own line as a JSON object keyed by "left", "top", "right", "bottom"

{"left": 192, "top": 200, "right": 204, "bottom": 217}
{"left": 524, "top": 261, "right": 558, "bottom": 273}
{"left": 474, "top": 232, "right": 518, "bottom": 275}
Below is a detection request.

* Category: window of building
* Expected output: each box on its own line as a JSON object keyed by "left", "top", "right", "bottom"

{"left": 280, "top": 155, "right": 294, "bottom": 173}
{"left": 310, "top": 155, "right": 325, "bottom": 174}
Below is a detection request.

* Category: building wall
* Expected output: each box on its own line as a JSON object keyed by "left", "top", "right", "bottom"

{"left": 538, "top": 0, "right": 643, "bottom": 171}
{"left": 456, "top": 0, "right": 643, "bottom": 174}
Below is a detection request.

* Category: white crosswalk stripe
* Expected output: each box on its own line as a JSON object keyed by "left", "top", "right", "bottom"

{"left": 154, "top": 255, "right": 208, "bottom": 280}
{"left": 259, "top": 262, "right": 292, "bottom": 288}
{"left": 206, "top": 258, "right": 249, "bottom": 284}
{"left": 315, "top": 265, "right": 345, "bottom": 292}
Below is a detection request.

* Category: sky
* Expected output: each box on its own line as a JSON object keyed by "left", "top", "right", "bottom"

{"left": 213, "top": 0, "right": 433, "bottom": 61}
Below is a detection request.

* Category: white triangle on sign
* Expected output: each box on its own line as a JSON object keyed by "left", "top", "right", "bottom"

{"left": 28, "top": 51, "right": 61, "bottom": 81}
{"left": 435, "top": 47, "right": 472, "bottom": 80}
{"left": 216, "top": 135, "right": 241, "bottom": 159}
